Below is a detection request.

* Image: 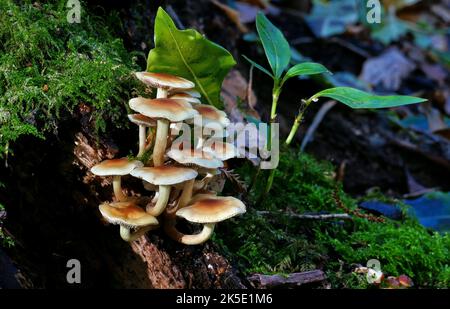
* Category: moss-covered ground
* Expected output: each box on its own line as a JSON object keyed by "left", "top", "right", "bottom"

{"left": 215, "top": 149, "right": 450, "bottom": 288}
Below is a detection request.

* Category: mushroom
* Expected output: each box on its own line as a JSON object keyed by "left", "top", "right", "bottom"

{"left": 202, "top": 141, "right": 239, "bottom": 161}
{"left": 169, "top": 93, "right": 201, "bottom": 105}
{"left": 190, "top": 105, "right": 230, "bottom": 148}
{"left": 128, "top": 114, "right": 156, "bottom": 157}
{"left": 164, "top": 194, "right": 246, "bottom": 245}
{"left": 99, "top": 201, "right": 159, "bottom": 242}
{"left": 167, "top": 148, "right": 223, "bottom": 208}
{"left": 129, "top": 97, "right": 198, "bottom": 166}
{"left": 135, "top": 72, "right": 194, "bottom": 99}
{"left": 130, "top": 166, "right": 197, "bottom": 216}
{"left": 91, "top": 158, "right": 143, "bottom": 202}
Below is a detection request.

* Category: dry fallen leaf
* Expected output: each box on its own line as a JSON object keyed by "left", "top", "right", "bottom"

{"left": 360, "top": 47, "right": 416, "bottom": 91}
{"left": 221, "top": 69, "right": 259, "bottom": 123}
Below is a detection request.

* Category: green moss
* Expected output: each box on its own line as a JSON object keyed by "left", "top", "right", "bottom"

{"left": 0, "top": 202, "right": 14, "bottom": 248}
{"left": 215, "top": 149, "right": 450, "bottom": 288}
{"left": 0, "top": 0, "right": 141, "bottom": 158}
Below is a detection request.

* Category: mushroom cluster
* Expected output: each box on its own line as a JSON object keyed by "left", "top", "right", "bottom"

{"left": 91, "top": 72, "right": 246, "bottom": 244}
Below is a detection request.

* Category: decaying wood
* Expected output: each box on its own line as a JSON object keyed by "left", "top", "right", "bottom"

{"left": 248, "top": 270, "right": 326, "bottom": 288}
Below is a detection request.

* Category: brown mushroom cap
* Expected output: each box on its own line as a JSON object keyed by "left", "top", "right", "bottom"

{"left": 169, "top": 93, "right": 201, "bottom": 104}
{"left": 129, "top": 97, "right": 198, "bottom": 122}
{"left": 167, "top": 148, "right": 224, "bottom": 169}
{"left": 135, "top": 72, "right": 195, "bottom": 90}
{"left": 91, "top": 158, "right": 143, "bottom": 176}
{"left": 176, "top": 195, "right": 246, "bottom": 223}
{"left": 169, "top": 89, "right": 201, "bottom": 98}
{"left": 99, "top": 201, "right": 159, "bottom": 228}
{"left": 193, "top": 104, "right": 230, "bottom": 128}
{"left": 128, "top": 114, "right": 157, "bottom": 127}
{"left": 203, "top": 141, "right": 239, "bottom": 161}
{"left": 131, "top": 166, "right": 198, "bottom": 185}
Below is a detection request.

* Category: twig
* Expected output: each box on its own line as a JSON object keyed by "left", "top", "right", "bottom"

{"left": 300, "top": 100, "right": 337, "bottom": 151}
{"left": 248, "top": 270, "right": 326, "bottom": 288}
{"left": 166, "top": 5, "right": 185, "bottom": 30}
{"left": 257, "top": 210, "right": 352, "bottom": 220}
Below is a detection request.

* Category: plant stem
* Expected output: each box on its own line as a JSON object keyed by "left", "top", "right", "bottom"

{"left": 285, "top": 113, "right": 304, "bottom": 146}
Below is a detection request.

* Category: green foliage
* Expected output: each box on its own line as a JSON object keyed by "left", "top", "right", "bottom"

{"left": 255, "top": 13, "right": 291, "bottom": 80}
{"left": 216, "top": 149, "right": 450, "bottom": 288}
{"left": 310, "top": 87, "right": 427, "bottom": 109}
{"left": 147, "top": 7, "right": 236, "bottom": 108}
{"left": 0, "top": 0, "right": 139, "bottom": 158}
{"left": 283, "top": 62, "right": 330, "bottom": 84}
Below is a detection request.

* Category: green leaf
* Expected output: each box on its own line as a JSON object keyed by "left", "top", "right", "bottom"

{"left": 282, "top": 62, "right": 330, "bottom": 83}
{"left": 311, "top": 87, "right": 427, "bottom": 109}
{"left": 242, "top": 55, "right": 274, "bottom": 78}
{"left": 256, "top": 13, "right": 290, "bottom": 80}
{"left": 147, "top": 7, "right": 236, "bottom": 107}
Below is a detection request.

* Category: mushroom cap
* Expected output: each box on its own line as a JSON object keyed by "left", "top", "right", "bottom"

{"left": 169, "top": 93, "right": 201, "bottom": 104}
{"left": 91, "top": 158, "right": 143, "bottom": 176}
{"left": 99, "top": 201, "right": 159, "bottom": 228}
{"left": 128, "top": 114, "right": 157, "bottom": 127}
{"left": 176, "top": 195, "right": 246, "bottom": 223}
{"left": 169, "top": 89, "right": 201, "bottom": 98}
{"left": 129, "top": 97, "right": 198, "bottom": 122}
{"left": 135, "top": 72, "right": 195, "bottom": 90}
{"left": 131, "top": 166, "right": 198, "bottom": 185}
{"left": 167, "top": 148, "right": 224, "bottom": 169}
{"left": 192, "top": 104, "right": 230, "bottom": 128}
{"left": 203, "top": 141, "right": 239, "bottom": 161}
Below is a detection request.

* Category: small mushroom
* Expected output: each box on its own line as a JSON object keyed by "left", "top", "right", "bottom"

{"left": 129, "top": 97, "right": 198, "bottom": 166}
{"left": 135, "top": 72, "right": 194, "bottom": 99}
{"left": 128, "top": 114, "right": 157, "bottom": 157}
{"left": 130, "top": 166, "right": 197, "bottom": 216}
{"left": 191, "top": 104, "right": 230, "bottom": 129}
{"left": 164, "top": 194, "right": 246, "bottom": 245}
{"left": 99, "top": 201, "right": 159, "bottom": 242}
{"left": 169, "top": 89, "right": 201, "bottom": 98}
{"left": 169, "top": 93, "right": 201, "bottom": 104}
{"left": 91, "top": 158, "right": 143, "bottom": 202}
{"left": 167, "top": 148, "right": 223, "bottom": 205}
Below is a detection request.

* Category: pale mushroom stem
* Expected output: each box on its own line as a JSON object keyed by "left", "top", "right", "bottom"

{"left": 153, "top": 119, "right": 170, "bottom": 166}
{"left": 194, "top": 173, "right": 215, "bottom": 192}
{"left": 113, "top": 175, "right": 126, "bottom": 202}
{"left": 157, "top": 88, "right": 168, "bottom": 99}
{"left": 177, "top": 179, "right": 195, "bottom": 210}
{"left": 164, "top": 221, "right": 215, "bottom": 245}
{"left": 146, "top": 185, "right": 171, "bottom": 216}
{"left": 137, "top": 125, "right": 147, "bottom": 157}
{"left": 120, "top": 225, "right": 155, "bottom": 242}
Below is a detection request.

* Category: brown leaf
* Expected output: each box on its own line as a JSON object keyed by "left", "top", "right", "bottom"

{"left": 211, "top": 0, "right": 249, "bottom": 33}
{"left": 221, "top": 69, "right": 259, "bottom": 123}
{"left": 360, "top": 47, "right": 415, "bottom": 92}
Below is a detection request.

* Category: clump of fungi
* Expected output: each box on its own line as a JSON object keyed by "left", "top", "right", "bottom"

{"left": 91, "top": 72, "right": 246, "bottom": 244}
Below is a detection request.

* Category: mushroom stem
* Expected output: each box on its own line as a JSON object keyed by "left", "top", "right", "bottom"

{"left": 164, "top": 221, "right": 215, "bottom": 245}
{"left": 146, "top": 185, "right": 171, "bottom": 216}
{"left": 194, "top": 173, "right": 215, "bottom": 191}
{"left": 157, "top": 88, "right": 168, "bottom": 99}
{"left": 137, "top": 125, "right": 147, "bottom": 157}
{"left": 119, "top": 225, "right": 155, "bottom": 242}
{"left": 177, "top": 179, "right": 195, "bottom": 210}
{"left": 112, "top": 175, "right": 126, "bottom": 201}
{"left": 153, "top": 119, "right": 170, "bottom": 166}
